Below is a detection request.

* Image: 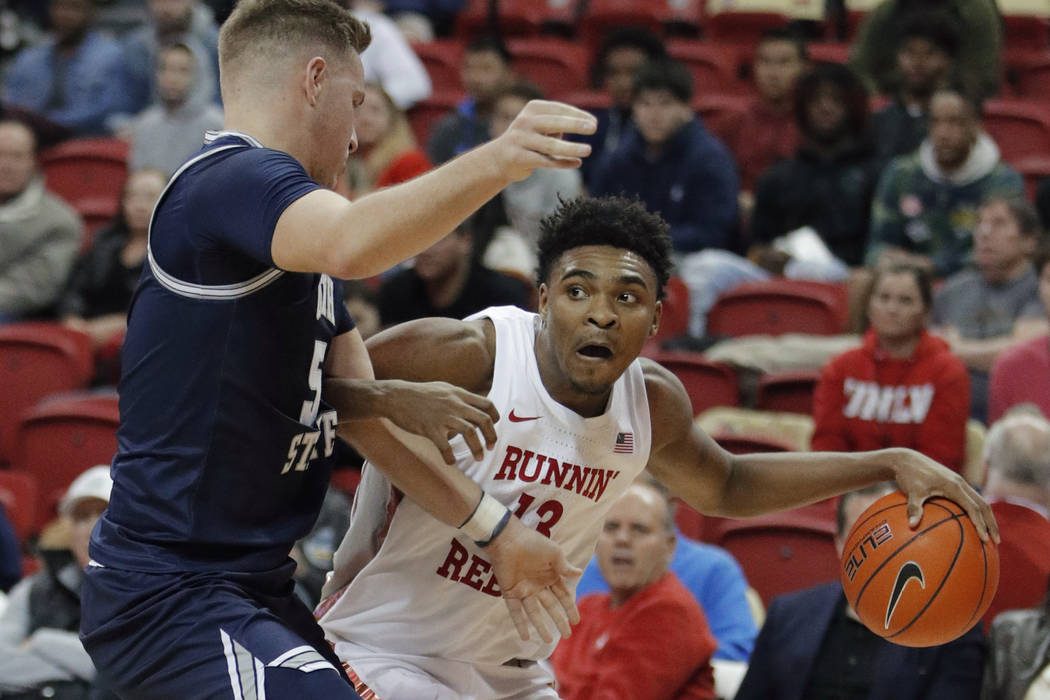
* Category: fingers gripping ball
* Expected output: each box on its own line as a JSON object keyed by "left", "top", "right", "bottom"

{"left": 840, "top": 491, "right": 999, "bottom": 647}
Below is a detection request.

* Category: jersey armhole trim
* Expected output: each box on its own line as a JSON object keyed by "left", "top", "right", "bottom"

{"left": 146, "top": 137, "right": 286, "bottom": 300}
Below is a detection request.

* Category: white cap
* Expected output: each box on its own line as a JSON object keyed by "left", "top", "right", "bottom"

{"left": 59, "top": 465, "right": 113, "bottom": 516}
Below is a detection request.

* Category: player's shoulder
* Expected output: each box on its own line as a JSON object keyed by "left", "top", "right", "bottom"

{"left": 640, "top": 357, "right": 695, "bottom": 438}
{"left": 640, "top": 358, "right": 692, "bottom": 414}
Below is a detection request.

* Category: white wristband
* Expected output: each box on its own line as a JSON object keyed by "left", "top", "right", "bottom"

{"left": 459, "top": 492, "right": 510, "bottom": 546}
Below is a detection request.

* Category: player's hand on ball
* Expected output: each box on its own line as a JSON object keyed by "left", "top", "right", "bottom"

{"left": 889, "top": 447, "right": 1000, "bottom": 543}
{"left": 487, "top": 517, "right": 581, "bottom": 643}
{"left": 378, "top": 379, "right": 499, "bottom": 464}
{"left": 491, "top": 100, "right": 596, "bottom": 182}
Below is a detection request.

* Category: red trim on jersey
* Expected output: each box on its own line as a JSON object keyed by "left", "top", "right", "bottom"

{"left": 344, "top": 665, "right": 381, "bottom": 700}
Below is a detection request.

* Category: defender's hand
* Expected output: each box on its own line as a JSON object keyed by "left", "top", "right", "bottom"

{"left": 490, "top": 100, "right": 596, "bottom": 182}
{"left": 487, "top": 517, "right": 581, "bottom": 643}
{"left": 377, "top": 379, "right": 499, "bottom": 464}
{"left": 890, "top": 448, "right": 1000, "bottom": 543}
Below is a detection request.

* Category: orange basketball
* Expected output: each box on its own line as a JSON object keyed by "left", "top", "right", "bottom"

{"left": 840, "top": 491, "right": 999, "bottom": 647}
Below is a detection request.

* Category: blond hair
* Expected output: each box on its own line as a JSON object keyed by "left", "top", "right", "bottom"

{"left": 219, "top": 0, "right": 371, "bottom": 77}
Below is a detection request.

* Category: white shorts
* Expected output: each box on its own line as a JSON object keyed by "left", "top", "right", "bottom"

{"left": 333, "top": 640, "right": 559, "bottom": 700}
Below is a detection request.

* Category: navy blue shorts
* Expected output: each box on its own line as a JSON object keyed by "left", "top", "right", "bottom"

{"left": 81, "top": 562, "right": 362, "bottom": 700}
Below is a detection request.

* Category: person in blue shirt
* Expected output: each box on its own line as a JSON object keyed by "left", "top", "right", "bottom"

{"left": 590, "top": 58, "right": 740, "bottom": 255}
{"left": 2, "top": 0, "right": 126, "bottom": 137}
{"left": 78, "top": 1, "right": 598, "bottom": 698}
{"left": 575, "top": 527, "right": 757, "bottom": 661}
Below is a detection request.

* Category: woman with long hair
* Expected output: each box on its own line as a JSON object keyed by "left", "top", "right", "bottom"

{"left": 342, "top": 81, "right": 430, "bottom": 198}
{"left": 811, "top": 263, "right": 970, "bottom": 473}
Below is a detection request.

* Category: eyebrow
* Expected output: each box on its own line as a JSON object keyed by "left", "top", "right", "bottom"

{"left": 560, "top": 268, "right": 653, "bottom": 290}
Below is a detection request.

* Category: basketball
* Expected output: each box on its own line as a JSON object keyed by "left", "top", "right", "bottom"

{"left": 840, "top": 490, "right": 999, "bottom": 647}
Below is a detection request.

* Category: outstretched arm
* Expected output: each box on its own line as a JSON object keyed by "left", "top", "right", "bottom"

{"left": 271, "top": 100, "right": 596, "bottom": 279}
{"left": 641, "top": 360, "right": 998, "bottom": 542}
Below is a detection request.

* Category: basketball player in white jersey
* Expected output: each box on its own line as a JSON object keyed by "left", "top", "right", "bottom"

{"left": 319, "top": 195, "right": 999, "bottom": 699}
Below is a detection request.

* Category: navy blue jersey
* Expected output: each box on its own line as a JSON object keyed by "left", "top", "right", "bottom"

{"left": 91, "top": 132, "right": 354, "bottom": 574}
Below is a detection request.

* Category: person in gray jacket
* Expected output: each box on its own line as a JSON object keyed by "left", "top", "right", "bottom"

{"left": 0, "top": 119, "right": 81, "bottom": 324}
{"left": 982, "top": 589, "right": 1050, "bottom": 700}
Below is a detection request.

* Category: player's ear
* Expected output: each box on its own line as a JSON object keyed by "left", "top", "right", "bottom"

{"left": 648, "top": 300, "right": 663, "bottom": 338}
{"left": 304, "top": 56, "right": 327, "bottom": 106}
{"left": 537, "top": 283, "right": 549, "bottom": 317}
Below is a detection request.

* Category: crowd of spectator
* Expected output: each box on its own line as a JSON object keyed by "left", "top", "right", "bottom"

{"left": 4, "top": 0, "right": 1050, "bottom": 698}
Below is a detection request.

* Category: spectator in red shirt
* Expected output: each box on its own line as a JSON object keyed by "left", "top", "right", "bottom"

{"left": 812, "top": 263, "right": 970, "bottom": 473}
{"left": 551, "top": 479, "right": 717, "bottom": 700}
{"left": 710, "top": 28, "right": 805, "bottom": 218}
{"left": 342, "top": 81, "right": 431, "bottom": 198}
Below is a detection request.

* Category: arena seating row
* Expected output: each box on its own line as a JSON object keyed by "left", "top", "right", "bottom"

{"left": 448, "top": 0, "right": 1050, "bottom": 50}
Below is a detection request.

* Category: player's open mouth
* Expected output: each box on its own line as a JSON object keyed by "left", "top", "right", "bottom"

{"left": 611, "top": 555, "right": 633, "bottom": 566}
{"left": 577, "top": 345, "right": 613, "bottom": 359}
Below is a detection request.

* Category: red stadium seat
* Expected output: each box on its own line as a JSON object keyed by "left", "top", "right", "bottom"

{"left": 455, "top": 0, "right": 548, "bottom": 39}
{"left": 12, "top": 392, "right": 119, "bottom": 527}
{"left": 707, "top": 279, "right": 848, "bottom": 337}
{"left": 667, "top": 40, "right": 743, "bottom": 94}
{"left": 756, "top": 369, "right": 821, "bottom": 414}
{"left": 40, "top": 138, "right": 128, "bottom": 216}
{"left": 412, "top": 40, "right": 463, "bottom": 93}
{"left": 704, "top": 10, "right": 791, "bottom": 46}
{"left": 0, "top": 470, "right": 39, "bottom": 541}
{"left": 982, "top": 98, "right": 1050, "bottom": 164}
{"left": 0, "top": 323, "right": 94, "bottom": 463}
{"left": 649, "top": 351, "right": 740, "bottom": 415}
{"left": 579, "top": 0, "right": 703, "bottom": 53}
{"left": 706, "top": 504, "right": 839, "bottom": 605}
{"left": 407, "top": 90, "right": 465, "bottom": 148}
{"left": 806, "top": 42, "right": 850, "bottom": 65}
{"left": 652, "top": 275, "right": 691, "bottom": 343}
{"left": 1004, "top": 15, "right": 1050, "bottom": 50}
{"left": 508, "top": 38, "right": 590, "bottom": 98}
{"left": 674, "top": 500, "right": 706, "bottom": 541}
{"left": 1006, "top": 48, "right": 1050, "bottom": 98}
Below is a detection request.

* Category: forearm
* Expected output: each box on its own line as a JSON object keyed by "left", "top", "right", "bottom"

{"left": 702, "top": 448, "right": 900, "bottom": 518}
{"left": 338, "top": 417, "right": 480, "bottom": 528}
{"left": 325, "top": 378, "right": 420, "bottom": 422}
{"left": 328, "top": 144, "right": 511, "bottom": 278}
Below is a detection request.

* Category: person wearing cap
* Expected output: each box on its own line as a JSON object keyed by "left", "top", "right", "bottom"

{"left": 0, "top": 464, "right": 113, "bottom": 699}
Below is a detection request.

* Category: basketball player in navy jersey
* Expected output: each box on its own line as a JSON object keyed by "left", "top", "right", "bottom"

{"left": 318, "top": 195, "right": 999, "bottom": 698}
{"left": 79, "top": 1, "right": 598, "bottom": 697}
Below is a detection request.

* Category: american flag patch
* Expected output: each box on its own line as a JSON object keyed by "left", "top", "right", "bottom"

{"left": 614, "top": 432, "right": 634, "bottom": 454}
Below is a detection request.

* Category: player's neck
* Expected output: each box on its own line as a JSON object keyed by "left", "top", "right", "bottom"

{"left": 221, "top": 104, "right": 307, "bottom": 163}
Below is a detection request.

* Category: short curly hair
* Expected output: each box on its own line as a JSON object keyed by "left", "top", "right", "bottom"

{"left": 536, "top": 196, "right": 673, "bottom": 299}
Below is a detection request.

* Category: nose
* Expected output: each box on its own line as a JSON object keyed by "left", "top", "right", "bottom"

{"left": 587, "top": 296, "right": 617, "bottom": 329}
{"left": 348, "top": 127, "right": 358, "bottom": 155}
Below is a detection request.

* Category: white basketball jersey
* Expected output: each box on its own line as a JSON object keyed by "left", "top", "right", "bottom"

{"left": 319, "top": 306, "right": 652, "bottom": 667}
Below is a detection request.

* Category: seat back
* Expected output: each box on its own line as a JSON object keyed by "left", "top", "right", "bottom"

{"left": 707, "top": 504, "right": 839, "bottom": 606}
{"left": 755, "top": 369, "right": 820, "bottom": 414}
{"left": 40, "top": 138, "right": 129, "bottom": 212}
{"left": 508, "top": 38, "right": 590, "bottom": 98}
{"left": 455, "top": 0, "right": 548, "bottom": 39}
{"left": 0, "top": 323, "right": 94, "bottom": 462}
{"left": 983, "top": 99, "right": 1050, "bottom": 164}
{"left": 13, "top": 392, "right": 119, "bottom": 528}
{"left": 667, "top": 40, "right": 743, "bottom": 94}
{"left": 650, "top": 351, "right": 740, "bottom": 415}
{"left": 412, "top": 40, "right": 464, "bottom": 93}
{"left": 0, "top": 470, "right": 39, "bottom": 541}
{"left": 707, "top": 279, "right": 848, "bottom": 337}
{"left": 407, "top": 91, "right": 465, "bottom": 147}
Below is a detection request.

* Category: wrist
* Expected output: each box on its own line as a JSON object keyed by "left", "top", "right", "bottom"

{"left": 459, "top": 492, "right": 511, "bottom": 547}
